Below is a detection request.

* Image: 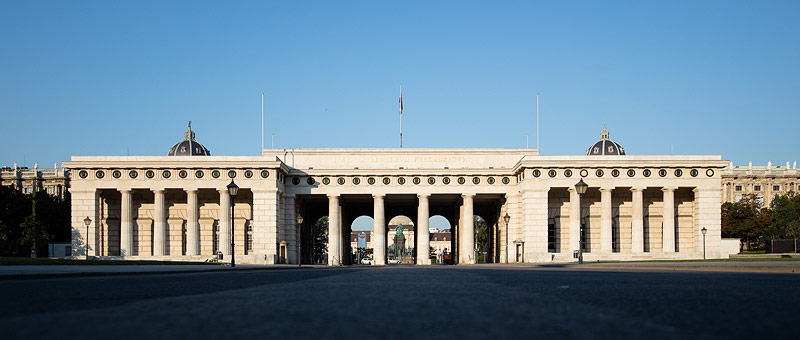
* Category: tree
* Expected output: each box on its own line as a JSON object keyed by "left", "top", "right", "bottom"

{"left": 312, "top": 216, "right": 328, "bottom": 264}
{"left": 769, "top": 192, "right": 800, "bottom": 240}
{"left": 20, "top": 216, "right": 49, "bottom": 258}
{"left": 474, "top": 216, "right": 488, "bottom": 262}
{"left": 721, "top": 194, "right": 769, "bottom": 251}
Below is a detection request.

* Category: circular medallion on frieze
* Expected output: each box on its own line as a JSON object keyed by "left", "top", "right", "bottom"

{"left": 337, "top": 177, "right": 346, "bottom": 185}
{"left": 502, "top": 177, "right": 510, "bottom": 184}
{"left": 611, "top": 169, "right": 620, "bottom": 177}
{"left": 580, "top": 169, "right": 589, "bottom": 177}
{"left": 564, "top": 169, "right": 573, "bottom": 177}
{"left": 322, "top": 177, "right": 331, "bottom": 185}
{"left": 146, "top": 170, "right": 155, "bottom": 179}
{"left": 596, "top": 169, "right": 604, "bottom": 177}
{"left": 368, "top": 177, "right": 376, "bottom": 185}
{"left": 690, "top": 169, "right": 699, "bottom": 177}
{"left": 162, "top": 170, "right": 171, "bottom": 179}
{"left": 706, "top": 169, "right": 714, "bottom": 177}
{"left": 129, "top": 170, "right": 139, "bottom": 179}
{"left": 244, "top": 170, "right": 253, "bottom": 178}
{"left": 487, "top": 177, "right": 495, "bottom": 185}
{"left": 443, "top": 177, "right": 451, "bottom": 185}
{"left": 643, "top": 169, "right": 651, "bottom": 177}
{"left": 627, "top": 169, "right": 635, "bottom": 177}
{"left": 398, "top": 177, "right": 406, "bottom": 185}
{"left": 228, "top": 170, "right": 236, "bottom": 178}
{"left": 112, "top": 170, "right": 121, "bottom": 179}
{"left": 659, "top": 169, "right": 667, "bottom": 177}
{"left": 95, "top": 170, "right": 105, "bottom": 179}
{"left": 413, "top": 177, "right": 421, "bottom": 185}
{"left": 307, "top": 177, "right": 315, "bottom": 185}
{"left": 79, "top": 170, "right": 88, "bottom": 179}
{"left": 178, "top": 170, "right": 188, "bottom": 178}
{"left": 548, "top": 170, "right": 557, "bottom": 178}
{"left": 428, "top": 177, "right": 435, "bottom": 185}
{"left": 457, "top": 177, "right": 466, "bottom": 185}
{"left": 353, "top": 177, "right": 361, "bottom": 185}
{"left": 195, "top": 170, "right": 204, "bottom": 178}
{"left": 292, "top": 177, "right": 300, "bottom": 185}
{"left": 382, "top": 177, "right": 390, "bottom": 185}
{"left": 212, "top": 170, "right": 221, "bottom": 178}
{"left": 532, "top": 169, "right": 541, "bottom": 177}
{"left": 472, "top": 177, "right": 480, "bottom": 184}
{"left": 675, "top": 169, "right": 683, "bottom": 177}
{"left": 260, "top": 170, "right": 269, "bottom": 178}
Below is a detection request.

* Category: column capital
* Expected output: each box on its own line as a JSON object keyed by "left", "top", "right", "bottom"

{"left": 185, "top": 188, "right": 198, "bottom": 193}
{"left": 152, "top": 188, "right": 165, "bottom": 194}
{"left": 461, "top": 193, "right": 475, "bottom": 199}
{"left": 120, "top": 188, "right": 133, "bottom": 194}
{"left": 630, "top": 186, "right": 646, "bottom": 192}
{"left": 661, "top": 186, "right": 678, "bottom": 192}
{"left": 600, "top": 186, "right": 615, "bottom": 192}
{"left": 372, "top": 194, "right": 385, "bottom": 199}
{"left": 327, "top": 194, "right": 340, "bottom": 199}
{"left": 417, "top": 194, "right": 430, "bottom": 199}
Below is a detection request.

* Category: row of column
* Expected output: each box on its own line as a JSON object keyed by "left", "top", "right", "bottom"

{"left": 566, "top": 186, "right": 678, "bottom": 254}
{"left": 325, "top": 193, "right": 476, "bottom": 266}
{"left": 117, "top": 188, "right": 233, "bottom": 257}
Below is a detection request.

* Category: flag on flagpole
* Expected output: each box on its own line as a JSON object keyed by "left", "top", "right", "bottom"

{"left": 399, "top": 86, "right": 403, "bottom": 115}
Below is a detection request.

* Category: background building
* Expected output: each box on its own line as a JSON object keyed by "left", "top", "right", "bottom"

{"left": 721, "top": 161, "right": 799, "bottom": 207}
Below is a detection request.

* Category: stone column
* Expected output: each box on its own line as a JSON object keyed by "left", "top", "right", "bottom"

{"left": 218, "top": 189, "right": 231, "bottom": 256}
{"left": 568, "top": 188, "right": 580, "bottom": 254}
{"left": 120, "top": 189, "right": 134, "bottom": 257}
{"left": 417, "top": 194, "right": 431, "bottom": 265}
{"left": 328, "top": 195, "right": 341, "bottom": 266}
{"left": 153, "top": 189, "right": 167, "bottom": 256}
{"left": 631, "top": 187, "right": 645, "bottom": 253}
{"left": 460, "top": 194, "right": 475, "bottom": 264}
{"left": 662, "top": 187, "right": 676, "bottom": 253}
{"left": 600, "top": 187, "right": 613, "bottom": 253}
{"left": 186, "top": 189, "right": 200, "bottom": 256}
{"left": 373, "top": 194, "right": 386, "bottom": 265}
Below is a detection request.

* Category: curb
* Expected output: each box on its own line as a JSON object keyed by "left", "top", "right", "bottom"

{"left": 0, "top": 265, "right": 311, "bottom": 281}
{"left": 552, "top": 265, "right": 800, "bottom": 274}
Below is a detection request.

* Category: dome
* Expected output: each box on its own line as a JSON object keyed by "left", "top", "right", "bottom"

{"left": 168, "top": 121, "right": 211, "bottom": 156}
{"left": 586, "top": 123, "right": 626, "bottom": 156}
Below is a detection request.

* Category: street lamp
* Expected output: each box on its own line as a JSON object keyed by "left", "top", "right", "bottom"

{"left": 227, "top": 180, "right": 239, "bottom": 267}
{"left": 83, "top": 216, "right": 92, "bottom": 260}
{"left": 296, "top": 214, "right": 304, "bottom": 266}
{"left": 701, "top": 227, "right": 708, "bottom": 260}
{"left": 503, "top": 213, "right": 511, "bottom": 264}
{"left": 575, "top": 179, "right": 588, "bottom": 264}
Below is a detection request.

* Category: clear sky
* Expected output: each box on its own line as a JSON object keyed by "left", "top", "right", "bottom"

{"left": 2, "top": 1, "right": 798, "bottom": 170}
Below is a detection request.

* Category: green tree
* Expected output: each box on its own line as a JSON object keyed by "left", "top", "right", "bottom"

{"left": 20, "top": 216, "right": 49, "bottom": 258}
{"left": 313, "top": 216, "right": 328, "bottom": 264}
{"left": 721, "top": 194, "right": 769, "bottom": 251}
{"left": 768, "top": 192, "right": 800, "bottom": 240}
{"left": 474, "top": 216, "right": 488, "bottom": 262}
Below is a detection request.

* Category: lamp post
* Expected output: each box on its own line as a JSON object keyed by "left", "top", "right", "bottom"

{"left": 503, "top": 213, "right": 511, "bottom": 264}
{"left": 83, "top": 216, "right": 92, "bottom": 260}
{"left": 296, "top": 214, "right": 304, "bottom": 266}
{"left": 701, "top": 227, "right": 708, "bottom": 260}
{"left": 227, "top": 180, "right": 239, "bottom": 267}
{"left": 575, "top": 179, "right": 588, "bottom": 264}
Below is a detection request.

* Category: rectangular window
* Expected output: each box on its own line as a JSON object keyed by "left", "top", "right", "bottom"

{"left": 46, "top": 187, "right": 54, "bottom": 194}
{"left": 547, "top": 221, "right": 556, "bottom": 253}
{"left": 754, "top": 185, "right": 762, "bottom": 191}
{"left": 735, "top": 185, "right": 742, "bottom": 191}
{"left": 773, "top": 185, "right": 780, "bottom": 191}
{"left": 246, "top": 221, "right": 254, "bottom": 254}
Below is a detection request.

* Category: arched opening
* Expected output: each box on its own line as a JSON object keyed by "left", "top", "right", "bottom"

{"left": 429, "top": 215, "right": 452, "bottom": 264}
{"left": 311, "top": 216, "right": 328, "bottom": 264}
{"left": 350, "top": 215, "right": 374, "bottom": 264}
{"left": 387, "top": 215, "right": 415, "bottom": 264}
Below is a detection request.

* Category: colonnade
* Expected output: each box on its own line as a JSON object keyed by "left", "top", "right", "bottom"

{"left": 325, "top": 193, "right": 478, "bottom": 266}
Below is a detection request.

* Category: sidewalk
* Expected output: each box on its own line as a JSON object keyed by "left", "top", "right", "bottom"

{"left": 0, "top": 264, "right": 307, "bottom": 280}
{"left": 537, "top": 261, "right": 800, "bottom": 273}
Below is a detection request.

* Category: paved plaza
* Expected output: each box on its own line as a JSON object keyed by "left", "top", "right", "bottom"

{"left": 1, "top": 265, "right": 798, "bottom": 339}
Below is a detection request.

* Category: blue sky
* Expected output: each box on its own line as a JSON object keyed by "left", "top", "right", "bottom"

{"left": 2, "top": 1, "right": 798, "bottom": 170}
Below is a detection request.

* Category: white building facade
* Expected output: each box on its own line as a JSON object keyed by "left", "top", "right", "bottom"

{"left": 65, "top": 126, "right": 730, "bottom": 265}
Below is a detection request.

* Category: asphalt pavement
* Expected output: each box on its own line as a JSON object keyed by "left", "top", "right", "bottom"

{"left": 0, "top": 265, "right": 798, "bottom": 339}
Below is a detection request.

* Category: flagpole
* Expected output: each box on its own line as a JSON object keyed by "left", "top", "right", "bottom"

{"left": 399, "top": 85, "right": 403, "bottom": 148}
{"left": 536, "top": 93, "right": 540, "bottom": 150}
{"left": 261, "top": 93, "right": 264, "bottom": 151}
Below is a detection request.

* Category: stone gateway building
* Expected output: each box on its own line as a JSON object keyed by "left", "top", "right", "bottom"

{"left": 65, "top": 125, "right": 730, "bottom": 265}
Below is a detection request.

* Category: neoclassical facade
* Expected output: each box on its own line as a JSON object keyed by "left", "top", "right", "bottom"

{"left": 65, "top": 126, "right": 730, "bottom": 265}
{"left": 722, "top": 161, "right": 799, "bottom": 207}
